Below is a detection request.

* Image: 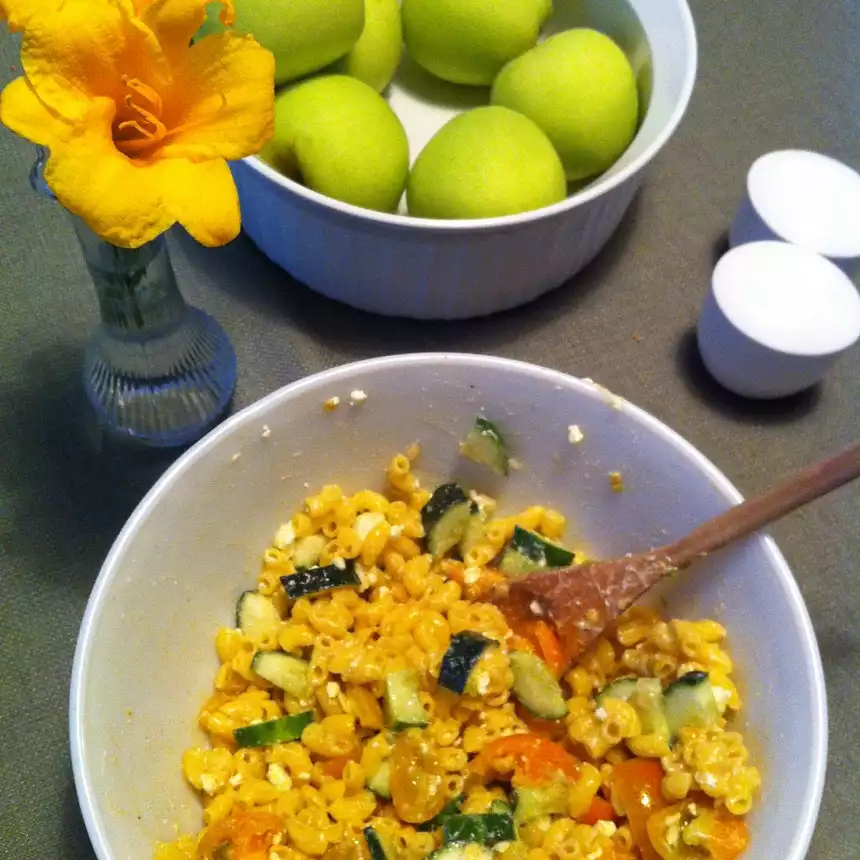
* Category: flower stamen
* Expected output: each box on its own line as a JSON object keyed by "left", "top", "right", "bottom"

{"left": 113, "top": 76, "right": 167, "bottom": 156}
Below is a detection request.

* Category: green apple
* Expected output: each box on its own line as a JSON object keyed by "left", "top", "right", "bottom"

{"left": 260, "top": 76, "right": 409, "bottom": 212}
{"left": 491, "top": 28, "right": 639, "bottom": 180}
{"left": 198, "top": 0, "right": 365, "bottom": 85}
{"left": 332, "top": 0, "right": 403, "bottom": 92}
{"left": 407, "top": 106, "right": 566, "bottom": 219}
{"left": 401, "top": 0, "right": 552, "bottom": 86}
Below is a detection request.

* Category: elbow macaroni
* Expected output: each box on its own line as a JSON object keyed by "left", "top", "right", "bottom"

{"left": 157, "top": 451, "right": 760, "bottom": 860}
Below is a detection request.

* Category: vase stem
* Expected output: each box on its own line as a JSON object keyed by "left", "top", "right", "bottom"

{"left": 31, "top": 146, "right": 237, "bottom": 448}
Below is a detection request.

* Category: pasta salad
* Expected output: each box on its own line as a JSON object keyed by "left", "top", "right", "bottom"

{"left": 157, "top": 444, "right": 760, "bottom": 860}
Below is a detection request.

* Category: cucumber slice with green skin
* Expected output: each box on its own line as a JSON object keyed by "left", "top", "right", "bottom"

{"left": 430, "top": 845, "right": 494, "bottom": 860}
{"left": 513, "top": 783, "right": 568, "bottom": 824}
{"left": 596, "top": 677, "right": 669, "bottom": 741}
{"left": 460, "top": 417, "right": 509, "bottom": 476}
{"left": 663, "top": 671, "right": 720, "bottom": 737}
{"left": 417, "top": 795, "right": 465, "bottom": 832}
{"left": 281, "top": 559, "right": 361, "bottom": 599}
{"left": 442, "top": 813, "right": 516, "bottom": 846}
{"left": 439, "top": 631, "right": 495, "bottom": 694}
{"left": 251, "top": 651, "right": 311, "bottom": 700}
{"left": 236, "top": 591, "right": 282, "bottom": 638}
{"left": 488, "top": 800, "right": 512, "bottom": 815}
{"left": 509, "top": 650, "right": 568, "bottom": 720}
{"left": 292, "top": 534, "right": 327, "bottom": 570}
{"left": 595, "top": 677, "right": 638, "bottom": 705}
{"left": 364, "top": 827, "right": 394, "bottom": 860}
{"left": 384, "top": 669, "right": 428, "bottom": 730}
{"left": 499, "top": 527, "right": 574, "bottom": 577}
{"left": 459, "top": 504, "right": 488, "bottom": 559}
{"left": 233, "top": 710, "right": 314, "bottom": 748}
{"left": 630, "top": 678, "right": 670, "bottom": 741}
{"left": 366, "top": 759, "right": 391, "bottom": 799}
{"left": 422, "top": 484, "right": 473, "bottom": 558}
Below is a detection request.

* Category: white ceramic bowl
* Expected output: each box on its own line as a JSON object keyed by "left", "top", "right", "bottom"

{"left": 71, "top": 354, "right": 826, "bottom": 860}
{"left": 697, "top": 241, "right": 860, "bottom": 399}
{"left": 232, "top": 0, "right": 697, "bottom": 319}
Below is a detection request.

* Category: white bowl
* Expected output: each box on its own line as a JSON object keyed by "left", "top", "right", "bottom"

{"left": 232, "top": 0, "right": 697, "bottom": 319}
{"left": 697, "top": 241, "right": 860, "bottom": 399}
{"left": 71, "top": 353, "right": 825, "bottom": 860}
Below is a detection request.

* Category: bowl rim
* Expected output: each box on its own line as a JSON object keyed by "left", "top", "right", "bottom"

{"left": 237, "top": 1, "right": 698, "bottom": 232}
{"left": 70, "top": 352, "right": 827, "bottom": 860}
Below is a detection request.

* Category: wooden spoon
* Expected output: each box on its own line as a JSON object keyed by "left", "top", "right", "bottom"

{"left": 492, "top": 441, "right": 860, "bottom": 666}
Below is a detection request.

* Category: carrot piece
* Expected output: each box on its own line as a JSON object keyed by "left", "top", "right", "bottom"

{"left": 532, "top": 620, "right": 566, "bottom": 677}
{"left": 579, "top": 796, "right": 615, "bottom": 825}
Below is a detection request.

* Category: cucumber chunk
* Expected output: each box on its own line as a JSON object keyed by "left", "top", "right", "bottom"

{"left": 663, "top": 671, "right": 720, "bottom": 737}
{"left": 439, "top": 631, "right": 494, "bottom": 695}
{"left": 442, "top": 813, "right": 516, "bottom": 846}
{"left": 422, "top": 484, "right": 473, "bottom": 558}
{"left": 460, "top": 416, "right": 510, "bottom": 476}
{"left": 281, "top": 559, "right": 361, "bottom": 599}
{"left": 499, "top": 527, "right": 574, "bottom": 577}
{"left": 364, "top": 827, "right": 395, "bottom": 860}
{"left": 513, "top": 783, "right": 568, "bottom": 823}
{"left": 236, "top": 591, "right": 281, "bottom": 639}
{"left": 384, "top": 669, "right": 429, "bottom": 730}
{"left": 250, "top": 651, "right": 311, "bottom": 700}
{"left": 430, "top": 846, "right": 494, "bottom": 860}
{"left": 366, "top": 760, "right": 392, "bottom": 799}
{"left": 509, "top": 650, "right": 568, "bottom": 720}
{"left": 233, "top": 711, "right": 314, "bottom": 748}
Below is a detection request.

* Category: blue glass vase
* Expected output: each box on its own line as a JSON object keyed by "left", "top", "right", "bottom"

{"left": 31, "top": 149, "right": 237, "bottom": 448}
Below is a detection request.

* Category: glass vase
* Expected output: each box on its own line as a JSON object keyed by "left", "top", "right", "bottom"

{"left": 31, "top": 148, "right": 237, "bottom": 448}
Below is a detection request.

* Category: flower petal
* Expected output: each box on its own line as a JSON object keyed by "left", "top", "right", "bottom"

{"left": 160, "top": 158, "right": 240, "bottom": 247}
{"left": 0, "top": 76, "right": 75, "bottom": 147}
{"left": 20, "top": 0, "right": 170, "bottom": 123}
{"left": 43, "top": 99, "right": 175, "bottom": 248}
{"left": 157, "top": 31, "right": 274, "bottom": 162}
{"left": 139, "top": 0, "right": 235, "bottom": 65}
{"left": 0, "top": 0, "right": 59, "bottom": 31}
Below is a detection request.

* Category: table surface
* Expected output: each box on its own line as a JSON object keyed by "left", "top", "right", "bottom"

{"left": 1, "top": 2, "right": 858, "bottom": 858}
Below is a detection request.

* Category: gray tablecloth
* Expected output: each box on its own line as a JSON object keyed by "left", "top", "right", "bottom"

{"left": 1, "top": 2, "right": 858, "bottom": 858}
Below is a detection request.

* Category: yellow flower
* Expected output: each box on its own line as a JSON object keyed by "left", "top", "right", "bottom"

{"left": 0, "top": 0, "right": 274, "bottom": 248}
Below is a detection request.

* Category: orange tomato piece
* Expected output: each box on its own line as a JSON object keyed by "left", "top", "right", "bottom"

{"left": 390, "top": 730, "right": 448, "bottom": 824}
{"left": 196, "top": 811, "right": 283, "bottom": 860}
{"left": 646, "top": 804, "right": 749, "bottom": 860}
{"left": 611, "top": 759, "right": 666, "bottom": 860}
{"left": 532, "top": 620, "right": 566, "bottom": 678}
{"left": 579, "top": 796, "right": 616, "bottom": 825}
{"left": 470, "top": 734, "right": 580, "bottom": 786}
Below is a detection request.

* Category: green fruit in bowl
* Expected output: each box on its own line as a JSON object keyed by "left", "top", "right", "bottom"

{"left": 260, "top": 76, "right": 409, "bottom": 213}
{"left": 402, "top": 0, "right": 552, "bottom": 86}
{"left": 491, "top": 28, "right": 639, "bottom": 181}
{"left": 407, "top": 106, "right": 566, "bottom": 219}
{"left": 199, "top": 0, "right": 365, "bottom": 85}
{"left": 332, "top": 0, "right": 403, "bottom": 92}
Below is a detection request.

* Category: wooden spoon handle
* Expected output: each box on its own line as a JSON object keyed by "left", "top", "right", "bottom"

{"left": 661, "top": 440, "right": 860, "bottom": 570}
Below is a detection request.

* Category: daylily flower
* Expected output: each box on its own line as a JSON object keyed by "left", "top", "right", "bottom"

{"left": 0, "top": 0, "right": 275, "bottom": 248}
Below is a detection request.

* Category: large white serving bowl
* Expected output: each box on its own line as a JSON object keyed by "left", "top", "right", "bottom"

{"left": 70, "top": 354, "right": 825, "bottom": 860}
{"left": 232, "top": 0, "right": 697, "bottom": 319}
